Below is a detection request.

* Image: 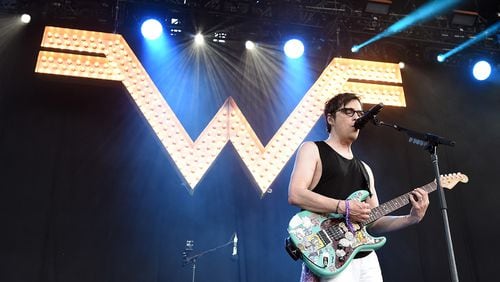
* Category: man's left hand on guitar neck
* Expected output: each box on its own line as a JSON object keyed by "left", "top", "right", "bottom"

{"left": 408, "top": 187, "right": 429, "bottom": 224}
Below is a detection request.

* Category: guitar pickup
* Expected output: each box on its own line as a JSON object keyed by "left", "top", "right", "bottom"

{"left": 317, "top": 230, "right": 332, "bottom": 246}
{"left": 303, "top": 230, "right": 331, "bottom": 251}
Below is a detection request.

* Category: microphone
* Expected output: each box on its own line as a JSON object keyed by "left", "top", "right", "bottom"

{"left": 232, "top": 233, "right": 238, "bottom": 256}
{"left": 354, "top": 103, "right": 384, "bottom": 130}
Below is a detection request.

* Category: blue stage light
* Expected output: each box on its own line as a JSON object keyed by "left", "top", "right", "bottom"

{"left": 472, "top": 60, "right": 492, "bottom": 81}
{"left": 141, "top": 19, "right": 163, "bottom": 40}
{"left": 437, "top": 22, "right": 500, "bottom": 63}
{"left": 437, "top": 54, "right": 445, "bottom": 63}
{"left": 284, "top": 39, "right": 304, "bottom": 59}
{"left": 353, "top": 0, "right": 460, "bottom": 52}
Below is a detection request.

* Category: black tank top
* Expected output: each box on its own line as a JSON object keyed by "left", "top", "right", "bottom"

{"left": 312, "top": 141, "right": 371, "bottom": 199}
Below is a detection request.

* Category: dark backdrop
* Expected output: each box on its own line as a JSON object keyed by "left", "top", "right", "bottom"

{"left": 1, "top": 22, "right": 499, "bottom": 282}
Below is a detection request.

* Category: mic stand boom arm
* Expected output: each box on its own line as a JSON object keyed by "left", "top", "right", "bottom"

{"left": 183, "top": 240, "right": 233, "bottom": 265}
{"left": 373, "top": 118, "right": 459, "bottom": 282}
{"left": 375, "top": 119, "right": 455, "bottom": 152}
{"left": 182, "top": 236, "right": 235, "bottom": 282}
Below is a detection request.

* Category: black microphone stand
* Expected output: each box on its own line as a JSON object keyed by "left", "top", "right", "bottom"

{"left": 182, "top": 235, "right": 236, "bottom": 282}
{"left": 371, "top": 117, "right": 459, "bottom": 282}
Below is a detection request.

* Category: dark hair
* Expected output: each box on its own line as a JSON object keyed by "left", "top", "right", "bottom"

{"left": 324, "top": 93, "right": 361, "bottom": 133}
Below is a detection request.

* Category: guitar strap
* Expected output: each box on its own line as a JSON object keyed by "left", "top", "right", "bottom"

{"left": 357, "top": 159, "right": 372, "bottom": 197}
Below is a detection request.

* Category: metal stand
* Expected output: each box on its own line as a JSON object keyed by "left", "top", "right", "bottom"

{"left": 182, "top": 234, "right": 236, "bottom": 282}
{"left": 373, "top": 118, "right": 459, "bottom": 281}
{"left": 113, "top": 0, "right": 120, "bottom": 33}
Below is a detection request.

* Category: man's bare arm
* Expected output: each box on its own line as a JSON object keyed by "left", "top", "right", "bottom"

{"left": 288, "top": 142, "right": 341, "bottom": 213}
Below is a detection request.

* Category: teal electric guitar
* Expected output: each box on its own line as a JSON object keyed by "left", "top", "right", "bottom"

{"left": 287, "top": 173, "right": 468, "bottom": 278}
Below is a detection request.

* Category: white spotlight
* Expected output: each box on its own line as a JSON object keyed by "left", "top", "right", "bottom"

{"left": 398, "top": 62, "right": 405, "bottom": 69}
{"left": 20, "top": 14, "right": 31, "bottom": 24}
{"left": 245, "top": 40, "right": 256, "bottom": 50}
{"left": 283, "top": 39, "right": 304, "bottom": 59}
{"left": 194, "top": 33, "right": 204, "bottom": 45}
{"left": 472, "top": 60, "right": 492, "bottom": 81}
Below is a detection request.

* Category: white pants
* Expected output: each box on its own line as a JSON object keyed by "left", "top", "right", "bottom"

{"left": 321, "top": 252, "right": 383, "bottom": 282}
{"left": 300, "top": 252, "right": 383, "bottom": 282}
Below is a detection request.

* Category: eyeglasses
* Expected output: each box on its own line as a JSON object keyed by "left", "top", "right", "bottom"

{"left": 336, "top": 108, "right": 365, "bottom": 117}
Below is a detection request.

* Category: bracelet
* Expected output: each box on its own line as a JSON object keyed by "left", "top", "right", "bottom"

{"left": 335, "top": 200, "right": 341, "bottom": 214}
{"left": 345, "top": 200, "right": 355, "bottom": 233}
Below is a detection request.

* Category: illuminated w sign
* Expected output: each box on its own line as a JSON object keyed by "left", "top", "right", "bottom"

{"left": 35, "top": 26, "right": 406, "bottom": 195}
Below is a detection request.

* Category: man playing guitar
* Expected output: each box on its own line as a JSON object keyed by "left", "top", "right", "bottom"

{"left": 288, "top": 93, "right": 430, "bottom": 282}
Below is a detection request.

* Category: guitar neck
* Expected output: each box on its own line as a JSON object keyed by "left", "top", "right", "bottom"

{"left": 364, "top": 182, "right": 436, "bottom": 225}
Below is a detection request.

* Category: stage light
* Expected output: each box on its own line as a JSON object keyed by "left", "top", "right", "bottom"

{"left": 213, "top": 32, "right": 227, "bottom": 43}
{"left": 20, "top": 14, "right": 31, "bottom": 24}
{"left": 365, "top": 0, "right": 392, "bottom": 15}
{"left": 472, "top": 60, "right": 492, "bottom": 81}
{"left": 437, "top": 54, "right": 445, "bottom": 62}
{"left": 438, "top": 22, "right": 500, "bottom": 62}
{"left": 170, "top": 28, "right": 182, "bottom": 36}
{"left": 353, "top": 0, "right": 461, "bottom": 52}
{"left": 141, "top": 19, "right": 163, "bottom": 40}
{"left": 398, "top": 62, "right": 405, "bottom": 69}
{"left": 245, "top": 40, "right": 256, "bottom": 50}
{"left": 283, "top": 39, "right": 304, "bottom": 59}
{"left": 168, "top": 17, "right": 183, "bottom": 36}
{"left": 451, "top": 10, "right": 478, "bottom": 26}
{"left": 194, "top": 33, "right": 204, "bottom": 45}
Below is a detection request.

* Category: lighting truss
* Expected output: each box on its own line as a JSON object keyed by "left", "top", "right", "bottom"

{"left": 2, "top": 0, "right": 497, "bottom": 64}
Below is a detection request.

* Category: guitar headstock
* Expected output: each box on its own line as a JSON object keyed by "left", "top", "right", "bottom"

{"left": 440, "top": 172, "right": 469, "bottom": 190}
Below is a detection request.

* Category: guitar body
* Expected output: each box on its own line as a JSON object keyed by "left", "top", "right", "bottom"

{"left": 287, "top": 190, "right": 386, "bottom": 278}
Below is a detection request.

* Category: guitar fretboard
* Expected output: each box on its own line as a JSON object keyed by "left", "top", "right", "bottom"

{"left": 363, "top": 182, "right": 436, "bottom": 225}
